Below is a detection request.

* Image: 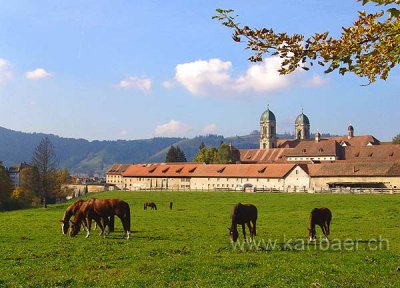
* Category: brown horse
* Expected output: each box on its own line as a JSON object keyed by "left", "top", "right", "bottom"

{"left": 70, "top": 198, "right": 131, "bottom": 239}
{"left": 60, "top": 200, "right": 86, "bottom": 235}
{"left": 60, "top": 199, "right": 114, "bottom": 235}
{"left": 144, "top": 202, "right": 157, "bottom": 210}
{"left": 308, "top": 207, "right": 332, "bottom": 241}
{"left": 229, "top": 203, "right": 257, "bottom": 242}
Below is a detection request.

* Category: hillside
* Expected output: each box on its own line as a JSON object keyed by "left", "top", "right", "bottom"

{"left": 0, "top": 126, "right": 339, "bottom": 175}
{"left": 0, "top": 126, "right": 259, "bottom": 175}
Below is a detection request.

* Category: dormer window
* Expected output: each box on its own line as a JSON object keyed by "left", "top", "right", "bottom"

{"left": 258, "top": 167, "right": 267, "bottom": 173}
{"left": 162, "top": 167, "right": 169, "bottom": 173}
{"left": 354, "top": 152, "right": 360, "bottom": 157}
{"left": 318, "top": 148, "right": 324, "bottom": 153}
{"left": 302, "top": 149, "right": 307, "bottom": 153}
{"left": 217, "top": 167, "right": 225, "bottom": 173}
{"left": 368, "top": 152, "right": 373, "bottom": 157}
{"left": 389, "top": 152, "right": 394, "bottom": 157}
{"left": 175, "top": 167, "right": 183, "bottom": 173}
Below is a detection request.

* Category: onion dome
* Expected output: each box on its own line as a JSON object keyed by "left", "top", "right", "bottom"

{"left": 295, "top": 112, "right": 310, "bottom": 125}
{"left": 260, "top": 105, "right": 276, "bottom": 122}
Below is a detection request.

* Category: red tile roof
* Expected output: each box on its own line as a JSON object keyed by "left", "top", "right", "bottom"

{"left": 307, "top": 161, "right": 400, "bottom": 177}
{"left": 122, "top": 163, "right": 298, "bottom": 178}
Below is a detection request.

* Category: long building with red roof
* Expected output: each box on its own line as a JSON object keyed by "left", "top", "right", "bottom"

{"left": 106, "top": 108, "right": 400, "bottom": 192}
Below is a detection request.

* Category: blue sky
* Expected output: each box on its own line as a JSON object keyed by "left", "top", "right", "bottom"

{"left": 0, "top": 0, "right": 399, "bottom": 141}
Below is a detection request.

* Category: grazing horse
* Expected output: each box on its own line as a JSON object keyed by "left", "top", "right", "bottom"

{"left": 308, "top": 207, "right": 332, "bottom": 241}
{"left": 144, "top": 202, "right": 157, "bottom": 210}
{"left": 70, "top": 198, "right": 131, "bottom": 239}
{"left": 60, "top": 200, "right": 86, "bottom": 235}
{"left": 229, "top": 203, "right": 257, "bottom": 242}
{"left": 60, "top": 199, "right": 114, "bottom": 235}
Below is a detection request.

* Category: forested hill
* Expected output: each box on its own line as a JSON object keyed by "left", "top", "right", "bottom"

{"left": 0, "top": 126, "right": 259, "bottom": 175}
{"left": 0, "top": 126, "right": 337, "bottom": 175}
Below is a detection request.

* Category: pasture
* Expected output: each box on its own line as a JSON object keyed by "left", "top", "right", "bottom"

{"left": 0, "top": 191, "right": 399, "bottom": 287}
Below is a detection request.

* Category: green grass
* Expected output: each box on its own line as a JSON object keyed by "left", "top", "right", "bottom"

{"left": 1, "top": 191, "right": 400, "bottom": 287}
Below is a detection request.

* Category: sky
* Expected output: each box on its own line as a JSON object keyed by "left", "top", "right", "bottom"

{"left": 0, "top": 0, "right": 399, "bottom": 141}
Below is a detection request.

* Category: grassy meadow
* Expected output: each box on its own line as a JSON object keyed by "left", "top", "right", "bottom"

{"left": 0, "top": 191, "right": 399, "bottom": 287}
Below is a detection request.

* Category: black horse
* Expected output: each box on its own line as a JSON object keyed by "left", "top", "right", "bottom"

{"left": 308, "top": 207, "right": 332, "bottom": 241}
{"left": 144, "top": 202, "right": 157, "bottom": 210}
{"left": 229, "top": 203, "right": 257, "bottom": 242}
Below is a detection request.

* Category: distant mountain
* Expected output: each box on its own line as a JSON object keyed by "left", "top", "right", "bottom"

{"left": 0, "top": 126, "right": 338, "bottom": 175}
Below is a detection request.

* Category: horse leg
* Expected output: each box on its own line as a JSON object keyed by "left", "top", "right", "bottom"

{"left": 85, "top": 217, "right": 92, "bottom": 238}
{"left": 102, "top": 217, "right": 110, "bottom": 237}
{"left": 109, "top": 215, "right": 115, "bottom": 232}
{"left": 246, "top": 222, "right": 253, "bottom": 242}
{"left": 326, "top": 220, "right": 331, "bottom": 236}
{"left": 94, "top": 217, "right": 104, "bottom": 236}
{"left": 242, "top": 224, "right": 246, "bottom": 242}
{"left": 252, "top": 220, "right": 257, "bottom": 237}
{"left": 122, "top": 214, "right": 130, "bottom": 240}
{"left": 320, "top": 224, "right": 327, "bottom": 240}
{"left": 324, "top": 221, "right": 330, "bottom": 240}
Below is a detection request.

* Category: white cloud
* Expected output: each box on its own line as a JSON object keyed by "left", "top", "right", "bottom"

{"left": 154, "top": 120, "right": 191, "bottom": 137}
{"left": 307, "top": 74, "right": 328, "bottom": 87}
{"left": 173, "top": 57, "right": 294, "bottom": 97}
{"left": 119, "top": 130, "right": 128, "bottom": 137}
{"left": 0, "top": 58, "right": 13, "bottom": 85}
{"left": 162, "top": 80, "right": 176, "bottom": 89}
{"left": 25, "top": 68, "right": 52, "bottom": 80}
{"left": 201, "top": 123, "right": 217, "bottom": 135}
{"left": 116, "top": 76, "right": 152, "bottom": 92}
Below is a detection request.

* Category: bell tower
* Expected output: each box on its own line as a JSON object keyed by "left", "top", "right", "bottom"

{"left": 259, "top": 105, "right": 277, "bottom": 149}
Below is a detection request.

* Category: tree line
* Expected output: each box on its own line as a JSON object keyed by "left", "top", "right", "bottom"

{"left": 165, "top": 142, "right": 240, "bottom": 164}
{"left": 0, "top": 137, "right": 71, "bottom": 211}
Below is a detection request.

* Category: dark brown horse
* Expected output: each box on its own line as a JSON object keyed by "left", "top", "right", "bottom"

{"left": 144, "top": 202, "right": 157, "bottom": 210}
{"left": 70, "top": 198, "right": 131, "bottom": 239}
{"left": 60, "top": 199, "right": 114, "bottom": 235}
{"left": 308, "top": 207, "right": 332, "bottom": 241}
{"left": 229, "top": 203, "right": 257, "bottom": 242}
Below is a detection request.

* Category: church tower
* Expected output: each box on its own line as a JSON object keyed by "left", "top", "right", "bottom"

{"left": 259, "top": 105, "right": 277, "bottom": 149}
{"left": 294, "top": 109, "right": 310, "bottom": 140}
{"left": 348, "top": 124, "right": 354, "bottom": 139}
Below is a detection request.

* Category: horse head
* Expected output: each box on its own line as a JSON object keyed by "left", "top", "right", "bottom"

{"left": 308, "top": 227, "right": 316, "bottom": 241}
{"left": 60, "top": 219, "right": 69, "bottom": 235}
{"left": 69, "top": 220, "right": 80, "bottom": 237}
{"left": 228, "top": 227, "right": 239, "bottom": 242}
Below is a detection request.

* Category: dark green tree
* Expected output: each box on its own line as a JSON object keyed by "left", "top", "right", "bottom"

{"left": 199, "top": 142, "right": 206, "bottom": 151}
{"left": 175, "top": 146, "right": 187, "bottom": 162}
{"left": 165, "top": 146, "right": 187, "bottom": 162}
{"left": 393, "top": 133, "right": 400, "bottom": 144}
